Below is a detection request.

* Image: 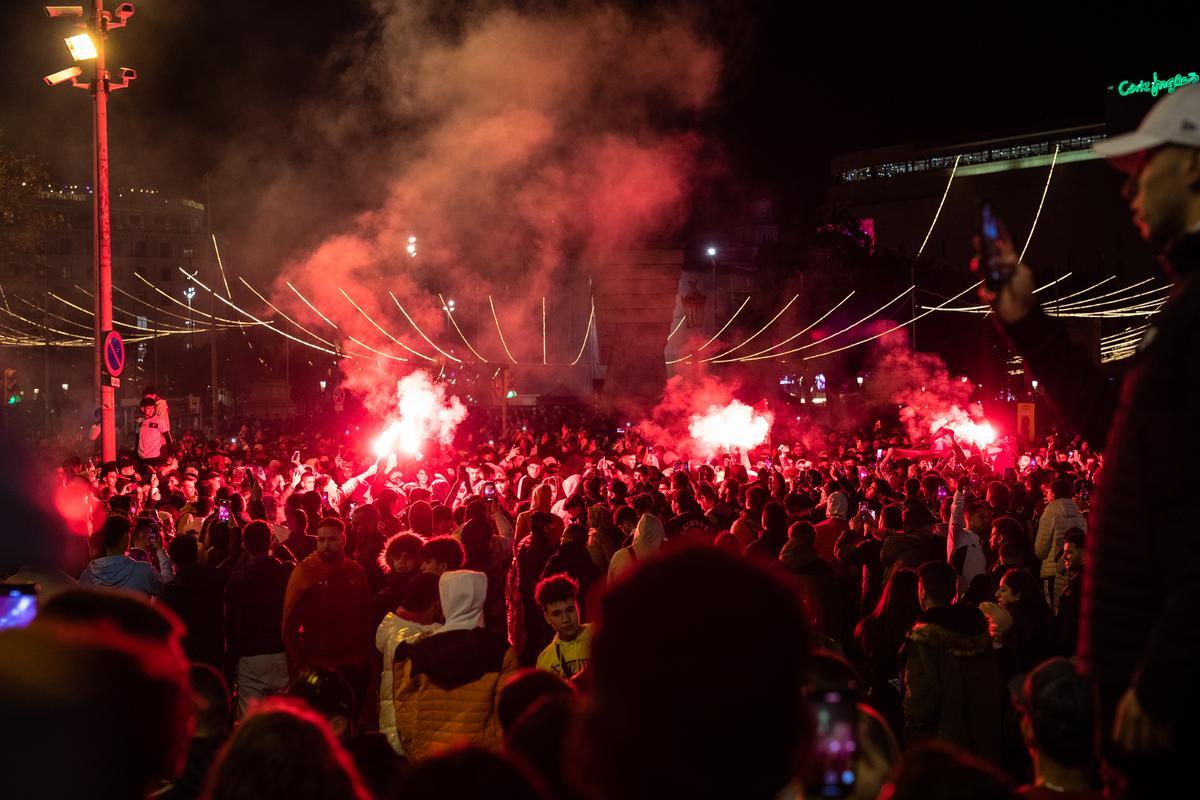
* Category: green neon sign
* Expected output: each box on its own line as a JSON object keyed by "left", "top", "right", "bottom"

{"left": 1116, "top": 71, "right": 1199, "bottom": 98}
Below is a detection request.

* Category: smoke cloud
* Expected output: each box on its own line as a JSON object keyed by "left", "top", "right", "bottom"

{"left": 224, "top": 2, "right": 721, "bottom": 406}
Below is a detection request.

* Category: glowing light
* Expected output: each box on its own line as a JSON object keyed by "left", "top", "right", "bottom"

{"left": 665, "top": 315, "right": 687, "bottom": 344}
{"left": 571, "top": 300, "right": 595, "bottom": 366}
{"left": 928, "top": 409, "right": 996, "bottom": 448}
{"left": 489, "top": 295, "right": 518, "bottom": 364}
{"left": 64, "top": 33, "right": 97, "bottom": 61}
{"left": 370, "top": 371, "right": 467, "bottom": 458}
{"left": 339, "top": 287, "right": 434, "bottom": 361}
{"left": 506, "top": 389, "right": 517, "bottom": 399}
{"left": 319, "top": 380, "right": 327, "bottom": 391}
{"left": 1031, "top": 380, "right": 1039, "bottom": 390}
{"left": 856, "top": 376, "right": 864, "bottom": 386}
{"left": 1018, "top": 144, "right": 1060, "bottom": 263}
{"left": 705, "top": 246, "right": 717, "bottom": 257}
{"left": 669, "top": 294, "right": 753, "bottom": 363}
{"left": 688, "top": 401, "right": 773, "bottom": 457}
{"left": 916, "top": 154, "right": 961, "bottom": 259}
{"left": 61, "top": 383, "right": 69, "bottom": 391}
{"left": 286, "top": 281, "right": 339, "bottom": 329}
{"left": 389, "top": 292, "right": 461, "bottom": 363}
{"left": 238, "top": 277, "right": 341, "bottom": 350}
{"left": 703, "top": 295, "right": 800, "bottom": 362}
{"left": 732, "top": 291, "right": 855, "bottom": 361}
{"left": 542, "top": 297, "right": 547, "bottom": 365}
{"left": 440, "top": 293, "right": 488, "bottom": 362}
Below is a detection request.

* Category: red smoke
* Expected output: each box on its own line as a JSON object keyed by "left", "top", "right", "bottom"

{"left": 370, "top": 370, "right": 467, "bottom": 458}
{"left": 639, "top": 373, "right": 772, "bottom": 461}
{"left": 262, "top": 5, "right": 721, "bottom": 407}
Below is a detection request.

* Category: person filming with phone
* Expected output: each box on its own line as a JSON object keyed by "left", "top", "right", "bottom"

{"left": 982, "top": 85, "right": 1200, "bottom": 794}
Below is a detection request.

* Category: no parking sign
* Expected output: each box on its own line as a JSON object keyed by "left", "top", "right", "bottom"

{"left": 102, "top": 330, "right": 125, "bottom": 378}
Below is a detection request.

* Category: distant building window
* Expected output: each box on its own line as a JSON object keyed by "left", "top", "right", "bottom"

{"left": 129, "top": 215, "right": 142, "bottom": 228}
{"left": 160, "top": 267, "right": 173, "bottom": 281}
{"left": 135, "top": 241, "right": 147, "bottom": 257}
{"left": 60, "top": 238, "right": 72, "bottom": 255}
{"left": 153, "top": 216, "right": 166, "bottom": 229}
{"left": 114, "top": 240, "right": 126, "bottom": 257}
{"left": 181, "top": 246, "right": 194, "bottom": 258}
{"left": 60, "top": 265, "right": 71, "bottom": 279}
{"left": 159, "top": 242, "right": 172, "bottom": 258}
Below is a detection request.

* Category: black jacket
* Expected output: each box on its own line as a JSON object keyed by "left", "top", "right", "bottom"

{"left": 902, "top": 603, "right": 1004, "bottom": 764}
{"left": 160, "top": 564, "right": 228, "bottom": 669}
{"left": 225, "top": 555, "right": 292, "bottom": 658}
{"left": 1001, "top": 233, "right": 1200, "bottom": 722}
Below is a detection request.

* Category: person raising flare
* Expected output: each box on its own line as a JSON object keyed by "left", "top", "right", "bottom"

{"left": 534, "top": 573, "right": 592, "bottom": 680}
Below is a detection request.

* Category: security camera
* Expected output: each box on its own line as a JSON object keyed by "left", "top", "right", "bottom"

{"left": 44, "top": 66, "right": 83, "bottom": 87}
{"left": 119, "top": 66, "right": 137, "bottom": 81}
{"left": 114, "top": 2, "right": 134, "bottom": 21}
{"left": 44, "top": 5, "right": 84, "bottom": 17}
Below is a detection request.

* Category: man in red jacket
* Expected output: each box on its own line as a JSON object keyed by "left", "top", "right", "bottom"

{"left": 282, "top": 517, "right": 373, "bottom": 709}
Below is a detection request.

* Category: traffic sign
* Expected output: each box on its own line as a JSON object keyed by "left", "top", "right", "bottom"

{"left": 102, "top": 330, "right": 125, "bottom": 377}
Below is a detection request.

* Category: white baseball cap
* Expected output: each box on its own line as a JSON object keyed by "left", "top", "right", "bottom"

{"left": 1094, "top": 84, "right": 1200, "bottom": 169}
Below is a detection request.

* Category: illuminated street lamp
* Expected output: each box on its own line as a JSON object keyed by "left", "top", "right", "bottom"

{"left": 42, "top": 1, "right": 137, "bottom": 462}
{"left": 406, "top": 235, "right": 417, "bottom": 258}
{"left": 184, "top": 286, "right": 196, "bottom": 345}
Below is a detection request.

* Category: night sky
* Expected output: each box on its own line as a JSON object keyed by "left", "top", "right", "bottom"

{"left": 0, "top": 1, "right": 1191, "bottom": 235}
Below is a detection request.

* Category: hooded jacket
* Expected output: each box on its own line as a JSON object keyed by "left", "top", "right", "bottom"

{"left": 902, "top": 603, "right": 1004, "bottom": 764}
{"left": 79, "top": 553, "right": 172, "bottom": 597}
{"left": 813, "top": 493, "right": 849, "bottom": 562}
{"left": 607, "top": 514, "right": 665, "bottom": 581}
{"left": 1034, "top": 497, "right": 1086, "bottom": 603}
{"left": 947, "top": 489, "right": 987, "bottom": 597}
{"left": 376, "top": 612, "right": 435, "bottom": 755}
{"left": 391, "top": 571, "right": 517, "bottom": 760}
{"left": 777, "top": 538, "right": 842, "bottom": 639}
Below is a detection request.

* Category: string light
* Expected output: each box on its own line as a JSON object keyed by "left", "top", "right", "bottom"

{"left": 732, "top": 291, "right": 855, "bottom": 361}
{"left": 571, "top": 299, "right": 595, "bottom": 366}
{"left": 489, "top": 295, "right": 518, "bottom": 364}
{"left": 389, "top": 291, "right": 461, "bottom": 363}
{"left": 702, "top": 295, "right": 799, "bottom": 363}
{"left": 802, "top": 281, "right": 983, "bottom": 361}
{"left": 180, "top": 269, "right": 344, "bottom": 357}
{"left": 916, "top": 154, "right": 961, "bottom": 259}
{"left": 286, "top": 282, "right": 339, "bottom": 329}
{"left": 1017, "top": 144, "right": 1060, "bottom": 263}
{"left": 134, "top": 272, "right": 248, "bottom": 325}
{"left": 542, "top": 297, "right": 547, "bottom": 366}
{"left": 666, "top": 296, "right": 749, "bottom": 364}
{"left": 439, "top": 293, "right": 489, "bottom": 362}
{"left": 338, "top": 288, "right": 434, "bottom": 361}
{"left": 728, "top": 286, "right": 912, "bottom": 363}
{"left": 50, "top": 291, "right": 191, "bottom": 332}
{"left": 238, "top": 277, "right": 342, "bottom": 351}
{"left": 665, "top": 315, "right": 686, "bottom": 343}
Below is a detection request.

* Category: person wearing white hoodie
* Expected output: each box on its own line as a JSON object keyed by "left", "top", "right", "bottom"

{"left": 1034, "top": 478, "right": 1087, "bottom": 609}
{"left": 375, "top": 571, "right": 441, "bottom": 755}
{"left": 947, "top": 487, "right": 987, "bottom": 599}
{"left": 79, "top": 515, "right": 173, "bottom": 597}
{"left": 390, "top": 570, "right": 517, "bottom": 760}
{"left": 607, "top": 514, "right": 665, "bottom": 582}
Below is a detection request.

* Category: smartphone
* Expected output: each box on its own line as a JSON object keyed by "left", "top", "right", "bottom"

{"left": 217, "top": 501, "right": 232, "bottom": 523}
{"left": 0, "top": 584, "right": 38, "bottom": 630}
{"left": 937, "top": 486, "right": 949, "bottom": 503}
{"left": 616, "top": 427, "right": 626, "bottom": 434}
{"left": 976, "top": 200, "right": 1014, "bottom": 291}
{"left": 858, "top": 467, "right": 868, "bottom": 481}
{"left": 804, "top": 690, "right": 858, "bottom": 797}
{"left": 483, "top": 481, "right": 496, "bottom": 499}
{"left": 858, "top": 500, "right": 870, "bottom": 516}
{"left": 875, "top": 448, "right": 883, "bottom": 460}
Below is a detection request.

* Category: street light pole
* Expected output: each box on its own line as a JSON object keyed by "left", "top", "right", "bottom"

{"left": 44, "top": 2, "right": 137, "bottom": 460}
{"left": 91, "top": 0, "right": 116, "bottom": 461}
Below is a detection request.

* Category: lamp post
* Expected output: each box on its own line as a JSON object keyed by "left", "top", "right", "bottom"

{"left": 42, "top": 2, "right": 137, "bottom": 462}
{"left": 705, "top": 245, "right": 718, "bottom": 331}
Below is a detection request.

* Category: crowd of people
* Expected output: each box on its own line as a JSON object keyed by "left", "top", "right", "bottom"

{"left": 2, "top": 391, "right": 1112, "bottom": 799}
{"left": 4, "top": 79, "right": 1200, "bottom": 800}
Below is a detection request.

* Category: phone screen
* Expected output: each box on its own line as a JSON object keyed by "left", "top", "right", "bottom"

{"left": 218, "top": 504, "right": 232, "bottom": 523}
{"left": 483, "top": 481, "right": 496, "bottom": 498}
{"left": 937, "top": 486, "right": 948, "bottom": 502}
{"left": 0, "top": 584, "right": 37, "bottom": 630}
{"left": 805, "top": 690, "right": 858, "bottom": 797}
{"left": 875, "top": 448, "right": 883, "bottom": 460}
